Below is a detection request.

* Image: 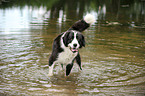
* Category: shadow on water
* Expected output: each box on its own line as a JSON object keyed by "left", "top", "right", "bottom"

{"left": 0, "top": 0, "right": 145, "bottom": 95}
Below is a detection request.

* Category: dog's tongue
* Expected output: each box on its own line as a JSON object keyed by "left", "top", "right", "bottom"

{"left": 71, "top": 48, "right": 78, "bottom": 53}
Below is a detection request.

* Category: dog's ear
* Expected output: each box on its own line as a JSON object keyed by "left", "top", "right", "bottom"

{"left": 79, "top": 35, "right": 85, "bottom": 48}
{"left": 82, "top": 35, "right": 85, "bottom": 47}
{"left": 63, "top": 32, "right": 70, "bottom": 47}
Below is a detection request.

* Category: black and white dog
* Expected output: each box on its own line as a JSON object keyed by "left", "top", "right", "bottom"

{"left": 48, "top": 14, "right": 95, "bottom": 76}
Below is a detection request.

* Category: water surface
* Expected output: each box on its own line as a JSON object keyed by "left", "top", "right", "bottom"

{"left": 0, "top": 0, "right": 145, "bottom": 95}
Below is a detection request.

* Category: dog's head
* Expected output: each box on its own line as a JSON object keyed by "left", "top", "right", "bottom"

{"left": 63, "top": 30, "right": 85, "bottom": 53}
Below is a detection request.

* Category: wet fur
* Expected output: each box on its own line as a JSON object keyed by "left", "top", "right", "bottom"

{"left": 48, "top": 14, "right": 95, "bottom": 76}
{"left": 49, "top": 31, "right": 84, "bottom": 76}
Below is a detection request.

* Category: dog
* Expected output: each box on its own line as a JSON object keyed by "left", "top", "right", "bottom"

{"left": 48, "top": 14, "right": 95, "bottom": 76}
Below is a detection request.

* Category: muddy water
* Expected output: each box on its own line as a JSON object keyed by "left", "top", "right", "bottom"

{"left": 0, "top": 0, "right": 145, "bottom": 96}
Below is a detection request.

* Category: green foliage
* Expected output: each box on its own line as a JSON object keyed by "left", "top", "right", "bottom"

{"left": 0, "top": 0, "right": 59, "bottom": 9}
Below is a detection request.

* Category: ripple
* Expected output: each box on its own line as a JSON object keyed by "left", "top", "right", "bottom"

{"left": 0, "top": 4, "right": 145, "bottom": 95}
{"left": 28, "top": 88, "right": 43, "bottom": 91}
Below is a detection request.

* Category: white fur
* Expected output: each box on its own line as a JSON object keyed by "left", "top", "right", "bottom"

{"left": 49, "top": 47, "right": 77, "bottom": 76}
{"left": 59, "top": 31, "right": 78, "bottom": 65}
{"left": 48, "top": 47, "right": 77, "bottom": 76}
{"left": 84, "top": 14, "right": 95, "bottom": 24}
{"left": 48, "top": 64, "right": 54, "bottom": 76}
{"left": 57, "top": 47, "right": 78, "bottom": 64}
{"left": 68, "top": 31, "right": 80, "bottom": 49}
{"left": 48, "top": 32, "right": 78, "bottom": 76}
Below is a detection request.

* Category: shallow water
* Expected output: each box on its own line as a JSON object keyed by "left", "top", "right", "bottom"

{"left": 0, "top": 0, "right": 145, "bottom": 96}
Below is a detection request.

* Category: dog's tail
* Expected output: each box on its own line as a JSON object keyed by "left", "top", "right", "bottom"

{"left": 68, "top": 14, "right": 95, "bottom": 32}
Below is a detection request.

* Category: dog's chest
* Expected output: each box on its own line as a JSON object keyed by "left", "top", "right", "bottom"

{"left": 56, "top": 48, "right": 77, "bottom": 64}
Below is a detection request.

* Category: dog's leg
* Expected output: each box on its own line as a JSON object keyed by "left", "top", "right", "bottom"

{"left": 48, "top": 63, "right": 55, "bottom": 76}
{"left": 76, "top": 53, "right": 82, "bottom": 70}
{"left": 59, "top": 64, "right": 64, "bottom": 70}
{"left": 66, "top": 63, "right": 74, "bottom": 76}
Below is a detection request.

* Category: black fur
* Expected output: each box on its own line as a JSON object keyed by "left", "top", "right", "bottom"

{"left": 49, "top": 33, "right": 64, "bottom": 66}
{"left": 65, "top": 53, "right": 83, "bottom": 76}
{"left": 68, "top": 19, "right": 90, "bottom": 32}
{"left": 48, "top": 17, "right": 91, "bottom": 76}
{"left": 63, "top": 30, "right": 85, "bottom": 48}
{"left": 76, "top": 32, "right": 85, "bottom": 48}
{"left": 75, "top": 53, "right": 82, "bottom": 70}
{"left": 62, "top": 31, "right": 74, "bottom": 47}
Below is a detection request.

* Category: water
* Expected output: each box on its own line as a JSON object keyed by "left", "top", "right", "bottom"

{"left": 0, "top": 0, "right": 145, "bottom": 95}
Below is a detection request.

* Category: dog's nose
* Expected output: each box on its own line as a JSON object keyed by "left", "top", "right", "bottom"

{"left": 73, "top": 43, "right": 77, "bottom": 47}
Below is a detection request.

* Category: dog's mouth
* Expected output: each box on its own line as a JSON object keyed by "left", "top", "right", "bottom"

{"left": 70, "top": 48, "right": 78, "bottom": 53}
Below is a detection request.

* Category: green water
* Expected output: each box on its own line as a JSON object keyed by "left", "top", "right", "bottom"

{"left": 0, "top": 0, "right": 145, "bottom": 95}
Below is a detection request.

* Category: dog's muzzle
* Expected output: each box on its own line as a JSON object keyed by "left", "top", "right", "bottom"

{"left": 70, "top": 48, "right": 78, "bottom": 53}
{"left": 69, "top": 43, "right": 79, "bottom": 53}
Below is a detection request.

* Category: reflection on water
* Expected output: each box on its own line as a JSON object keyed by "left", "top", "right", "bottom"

{"left": 0, "top": 0, "right": 145, "bottom": 95}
